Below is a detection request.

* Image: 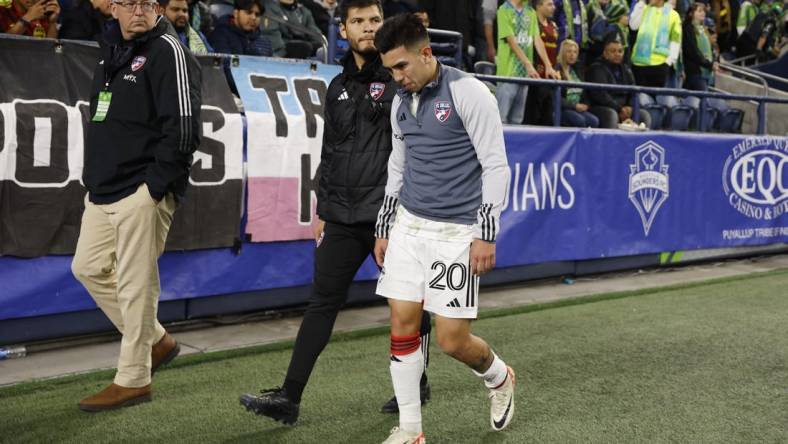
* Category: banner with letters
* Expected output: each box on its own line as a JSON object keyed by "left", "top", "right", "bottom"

{"left": 0, "top": 38, "right": 243, "bottom": 256}
{"left": 494, "top": 128, "right": 788, "bottom": 267}
{"left": 233, "top": 56, "right": 341, "bottom": 242}
{"left": 1, "top": 35, "right": 787, "bottom": 323}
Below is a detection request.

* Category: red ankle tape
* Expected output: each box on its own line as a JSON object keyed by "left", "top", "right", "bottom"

{"left": 390, "top": 333, "right": 421, "bottom": 356}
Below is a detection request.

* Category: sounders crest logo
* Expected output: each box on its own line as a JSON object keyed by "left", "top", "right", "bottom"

{"left": 629, "top": 141, "right": 669, "bottom": 236}
{"left": 722, "top": 137, "right": 788, "bottom": 220}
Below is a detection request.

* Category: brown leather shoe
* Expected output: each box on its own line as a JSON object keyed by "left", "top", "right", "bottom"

{"left": 151, "top": 332, "right": 180, "bottom": 375}
{"left": 78, "top": 383, "right": 151, "bottom": 412}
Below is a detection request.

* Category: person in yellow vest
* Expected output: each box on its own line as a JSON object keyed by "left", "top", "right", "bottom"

{"left": 630, "top": 0, "right": 681, "bottom": 87}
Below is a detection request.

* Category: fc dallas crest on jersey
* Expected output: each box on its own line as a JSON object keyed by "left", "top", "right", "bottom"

{"left": 131, "top": 56, "right": 147, "bottom": 72}
{"left": 369, "top": 82, "right": 385, "bottom": 101}
{"left": 434, "top": 101, "right": 452, "bottom": 123}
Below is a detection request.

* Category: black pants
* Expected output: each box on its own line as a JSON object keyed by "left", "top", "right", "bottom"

{"left": 632, "top": 63, "right": 670, "bottom": 88}
{"left": 523, "top": 84, "right": 554, "bottom": 126}
{"left": 283, "top": 222, "right": 431, "bottom": 403}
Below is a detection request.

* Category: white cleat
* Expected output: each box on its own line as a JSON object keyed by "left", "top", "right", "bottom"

{"left": 489, "top": 366, "right": 515, "bottom": 431}
{"left": 381, "top": 426, "right": 426, "bottom": 444}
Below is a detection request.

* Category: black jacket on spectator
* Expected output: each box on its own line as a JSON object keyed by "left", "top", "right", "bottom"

{"left": 209, "top": 18, "right": 274, "bottom": 56}
{"left": 59, "top": 0, "right": 110, "bottom": 41}
{"left": 265, "top": 0, "right": 323, "bottom": 55}
{"left": 301, "top": 0, "right": 332, "bottom": 35}
{"left": 317, "top": 53, "right": 397, "bottom": 225}
{"left": 682, "top": 22, "right": 714, "bottom": 77}
{"left": 420, "top": 0, "right": 482, "bottom": 55}
{"left": 585, "top": 59, "right": 636, "bottom": 112}
{"left": 84, "top": 18, "right": 201, "bottom": 204}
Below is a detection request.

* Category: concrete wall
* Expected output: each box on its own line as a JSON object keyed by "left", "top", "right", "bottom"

{"left": 715, "top": 73, "right": 788, "bottom": 135}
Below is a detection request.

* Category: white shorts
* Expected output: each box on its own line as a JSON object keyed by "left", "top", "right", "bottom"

{"left": 376, "top": 208, "right": 480, "bottom": 319}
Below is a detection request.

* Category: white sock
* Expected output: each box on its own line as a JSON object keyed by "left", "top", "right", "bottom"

{"left": 390, "top": 340, "right": 424, "bottom": 433}
{"left": 473, "top": 351, "right": 508, "bottom": 389}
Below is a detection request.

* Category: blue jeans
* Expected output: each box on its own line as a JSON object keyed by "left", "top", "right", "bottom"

{"left": 496, "top": 82, "right": 528, "bottom": 124}
{"left": 561, "top": 109, "right": 600, "bottom": 128}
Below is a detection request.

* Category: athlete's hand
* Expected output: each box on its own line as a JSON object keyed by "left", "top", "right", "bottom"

{"left": 374, "top": 238, "right": 388, "bottom": 267}
{"left": 470, "top": 239, "right": 496, "bottom": 276}
{"left": 313, "top": 218, "right": 325, "bottom": 245}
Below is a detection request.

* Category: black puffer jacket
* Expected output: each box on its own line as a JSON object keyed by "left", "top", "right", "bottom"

{"left": 316, "top": 53, "right": 397, "bottom": 225}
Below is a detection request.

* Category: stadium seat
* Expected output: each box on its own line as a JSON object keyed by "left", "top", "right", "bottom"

{"left": 474, "top": 61, "right": 496, "bottom": 75}
{"left": 716, "top": 108, "right": 744, "bottom": 133}
{"left": 473, "top": 61, "right": 497, "bottom": 93}
{"left": 655, "top": 95, "right": 694, "bottom": 131}
{"left": 638, "top": 93, "right": 668, "bottom": 129}
{"left": 667, "top": 105, "right": 695, "bottom": 131}
{"left": 209, "top": 3, "right": 233, "bottom": 23}
{"left": 682, "top": 96, "right": 719, "bottom": 131}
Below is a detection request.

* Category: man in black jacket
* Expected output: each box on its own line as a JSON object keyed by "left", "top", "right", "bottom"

{"left": 239, "top": 0, "right": 431, "bottom": 424}
{"left": 71, "top": 4, "right": 201, "bottom": 412}
{"left": 585, "top": 35, "right": 650, "bottom": 128}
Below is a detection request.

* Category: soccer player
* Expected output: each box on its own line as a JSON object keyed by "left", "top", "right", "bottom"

{"left": 373, "top": 13, "right": 514, "bottom": 444}
{"left": 238, "top": 0, "right": 432, "bottom": 424}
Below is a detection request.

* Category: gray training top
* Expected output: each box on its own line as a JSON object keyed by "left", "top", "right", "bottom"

{"left": 375, "top": 63, "right": 510, "bottom": 243}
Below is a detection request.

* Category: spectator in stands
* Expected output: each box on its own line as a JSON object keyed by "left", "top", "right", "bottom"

{"left": 557, "top": 39, "right": 600, "bottom": 127}
{"left": 187, "top": 0, "right": 211, "bottom": 35}
{"left": 586, "top": 35, "right": 651, "bottom": 128}
{"left": 496, "top": 0, "right": 558, "bottom": 124}
{"left": 209, "top": 0, "right": 272, "bottom": 56}
{"left": 709, "top": 0, "right": 734, "bottom": 53}
{"left": 586, "top": 0, "right": 617, "bottom": 51}
{"left": 160, "top": 0, "right": 211, "bottom": 53}
{"left": 535, "top": 0, "right": 559, "bottom": 76}
{"left": 707, "top": 25, "right": 721, "bottom": 62}
{"left": 420, "top": 0, "right": 483, "bottom": 66}
{"left": 736, "top": 0, "right": 763, "bottom": 36}
{"left": 0, "top": 0, "right": 60, "bottom": 38}
{"left": 604, "top": 3, "right": 630, "bottom": 62}
{"left": 301, "top": 0, "right": 336, "bottom": 35}
{"left": 260, "top": 8, "right": 287, "bottom": 56}
{"left": 553, "top": 0, "right": 589, "bottom": 53}
{"left": 482, "top": 0, "right": 498, "bottom": 61}
{"left": 736, "top": 0, "right": 782, "bottom": 60}
{"left": 264, "top": 0, "right": 324, "bottom": 58}
{"left": 525, "top": 0, "right": 560, "bottom": 125}
{"left": 630, "top": 0, "right": 682, "bottom": 87}
{"left": 683, "top": 2, "right": 718, "bottom": 90}
{"left": 59, "top": 0, "right": 112, "bottom": 41}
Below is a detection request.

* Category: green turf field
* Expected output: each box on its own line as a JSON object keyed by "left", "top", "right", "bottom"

{"left": 1, "top": 270, "right": 787, "bottom": 443}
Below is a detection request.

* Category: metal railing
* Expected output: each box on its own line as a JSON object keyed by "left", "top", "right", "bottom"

{"left": 325, "top": 23, "right": 464, "bottom": 67}
{"left": 475, "top": 74, "right": 788, "bottom": 134}
{"left": 721, "top": 61, "right": 788, "bottom": 91}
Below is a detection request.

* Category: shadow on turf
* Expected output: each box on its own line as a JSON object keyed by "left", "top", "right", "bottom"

{"left": 226, "top": 414, "right": 392, "bottom": 443}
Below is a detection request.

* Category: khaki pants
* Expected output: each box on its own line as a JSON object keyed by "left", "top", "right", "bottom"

{"left": 72, "top": 184, "right": 176, "bottom": 388}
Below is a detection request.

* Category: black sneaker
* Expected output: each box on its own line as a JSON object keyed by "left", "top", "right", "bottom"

{"left": 240, "top": 387, "right": 300, "bottom": 425}
{"left": 380, "top": 382, "right": 431, "bottom": 414}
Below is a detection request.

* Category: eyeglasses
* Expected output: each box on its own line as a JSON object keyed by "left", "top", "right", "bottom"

{"left": 113, "top": 1, "right": 157, "bottom": 12}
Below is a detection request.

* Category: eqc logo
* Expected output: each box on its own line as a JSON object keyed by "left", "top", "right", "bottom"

{"left": 723, "top": 137, "right": 788, "bottom": 221}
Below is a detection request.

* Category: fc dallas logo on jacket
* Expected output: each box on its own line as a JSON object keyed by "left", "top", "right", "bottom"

{"left": 369, "top": 82, "right": 385, "bottom": 101}
{"left": 131, "top": 56, "right": 147, "bottom": 72}
{"left": 434, "top": 101, "right": 452, "bottom": 123}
